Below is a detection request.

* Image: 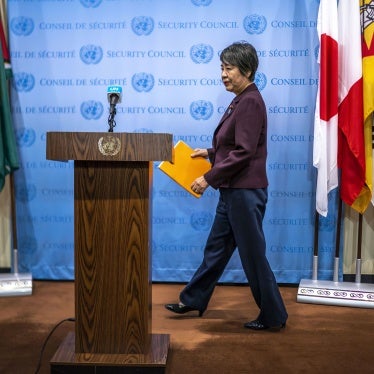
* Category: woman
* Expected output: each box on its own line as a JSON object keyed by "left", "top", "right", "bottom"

{"left": 165, "top": 41, "right": 288, "bottom": 331}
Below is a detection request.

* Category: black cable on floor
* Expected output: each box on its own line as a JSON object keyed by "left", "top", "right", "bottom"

{"left": 34, "top": 317, "right": 75, "bottom": 374}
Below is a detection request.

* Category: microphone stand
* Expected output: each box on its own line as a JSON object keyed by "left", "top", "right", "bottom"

{"left": 108, "top": 105, "right": 116, "bottom": 132}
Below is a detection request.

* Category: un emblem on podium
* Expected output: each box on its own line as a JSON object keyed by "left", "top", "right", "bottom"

{"left": 98, "top": 136, "right": 121, "bottom": 156}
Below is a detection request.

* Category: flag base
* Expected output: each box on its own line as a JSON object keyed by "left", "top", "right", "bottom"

{"left": 0, "top": 272, "right": 32, "bottom": 297}
{"left": 297, "top": 279, "right": 374, "bottom": 309}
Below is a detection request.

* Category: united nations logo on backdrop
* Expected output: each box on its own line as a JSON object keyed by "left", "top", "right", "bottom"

{"left": 314, "top": 45, "right": 319, "bottom": 61}
{"left": 80, "top": 45, "right": 103, "bottom": 64}
{"left": 131, "top": 73, "right": 155, "bottom": 92}
{"left": 80, "top": 100, "right": 103, "bottom": 120}
{"left": 243, "top": 14, "right": 267, "bottom": 34}
{"left": 98, "top": 135, "right": 121, "bottom": 156}
{"left": 318, "top": 216, "right": 335, "bottom": 232}
{"left": 15, "top": 184, "right": 37, "bottom": 202}
{"left": 16, "top": 128, "right": 36, "bottom": 147}
{"left": 191, "top": 0, "right": 213, "bottom": 6}
{"left": 12, "top": 72, "right": 35, "bottom": 92}
{"left": 151, "top": 240, "right": 158, "bottom": 254}
{"left": 10, "top": 16, "right": 34, "bottom": 36}
{"left": 190, "top": 211, "right": 213, "bottom": 231}
{"left": 190, "top": 44, "right": 214, "bottom": 64}
{"left": 19, "top": 236, "right": 37, "bottom": 256}
{"left": 131, "top": 16, "right": 154, "bottom": 36}
{"left": 190, "top": 100, "right": 213, "bottom": 120}
{"left": 79, "top": 0, "right": 102, "bottom": 7}
{"left": 254, "top": 72, "right": 267, "bottom": 91}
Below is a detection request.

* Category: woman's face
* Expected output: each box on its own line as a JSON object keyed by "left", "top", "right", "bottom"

{"left": 221, "top": 62, "right": 250, "bottom": 96}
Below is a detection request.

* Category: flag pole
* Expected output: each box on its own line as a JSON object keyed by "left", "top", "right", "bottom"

{"left": 0, "top": 179, "right": 32, "bottom": 297}
{"left": 9, "top": 172, "right": 19, "bottom": 274}
{"left": 0, "top": 13, "right": 32, "bottom": 296}
{"left": 312, "top": 212, "right": 319, "bottom": 281}
{"left": 333, "top": 197, "right": 342, "bottom": 282}
{"left": 355, "top": 213, "right": 363, "bottom": 284}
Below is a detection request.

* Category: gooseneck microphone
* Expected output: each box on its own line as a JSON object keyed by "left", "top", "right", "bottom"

{"left": 107, "top": 85, "right": 122, "bottom": 132}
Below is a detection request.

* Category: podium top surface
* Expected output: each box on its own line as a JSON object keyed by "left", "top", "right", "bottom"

{"left": 46, "top": 131, "right": 173, "bottom": 162}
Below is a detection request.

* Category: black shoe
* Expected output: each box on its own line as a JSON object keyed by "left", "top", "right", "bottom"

{"left": 165, "top": 303, "right": 204, "bottom": 317}
{"left": 244, "top": 319, "right": 286, "bottom": 332}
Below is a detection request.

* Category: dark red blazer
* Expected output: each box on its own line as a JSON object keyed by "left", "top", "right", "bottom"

{"left": 204, "top": 83, "right": 268, "bottom": 189}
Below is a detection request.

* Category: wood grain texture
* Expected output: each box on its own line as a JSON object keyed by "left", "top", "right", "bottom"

{"left": 46, "top": 132, "right": 173, "bottom": 162}
{"left": 74, "top": 161, "right": 151, "bottom": 354}
{"left": 46, "top": 132, "right": 172, "bottom": 356}
{"left": 51, "top": 332, "right": 169, "bottom": 365}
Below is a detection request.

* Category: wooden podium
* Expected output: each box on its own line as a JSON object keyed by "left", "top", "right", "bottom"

{"left": 46, "top": 132, "right": 173, "bottom": 373}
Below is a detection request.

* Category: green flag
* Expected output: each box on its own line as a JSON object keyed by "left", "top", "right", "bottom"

{"left": 0, "top": 24, "right": 19, "bottom": 191}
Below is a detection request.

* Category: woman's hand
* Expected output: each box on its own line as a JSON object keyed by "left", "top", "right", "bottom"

{"left": 191, "top": 148, "right": 208, "bottom": 159}
{"left": 190, "top": 149, "right": 209, "bottom": 194}
{"left": 191, "top": 176, "right": 209, "bottom": 195}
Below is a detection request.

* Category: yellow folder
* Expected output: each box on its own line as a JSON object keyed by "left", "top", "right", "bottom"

{"left": 158, "top": 140, "right": 211, "bottom": 198}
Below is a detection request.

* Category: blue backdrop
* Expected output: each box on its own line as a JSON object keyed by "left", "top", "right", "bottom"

{"left": 7, "top": 0, "right": 341, "bottom": 283}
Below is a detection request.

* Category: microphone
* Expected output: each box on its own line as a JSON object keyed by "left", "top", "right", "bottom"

{"left": 107, "top": 85, "right": 122, "bottom": 114}
{"left": 107, "top": 85, "right": 122, "bottom": 132}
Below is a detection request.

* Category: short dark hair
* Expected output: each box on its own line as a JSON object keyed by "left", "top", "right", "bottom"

{"left": 220, "top": 41, "right": 258, "bottom": 82}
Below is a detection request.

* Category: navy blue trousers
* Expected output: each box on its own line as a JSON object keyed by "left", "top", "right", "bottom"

{"left": 180, "top": 188, "right": 288, "bottom": 326}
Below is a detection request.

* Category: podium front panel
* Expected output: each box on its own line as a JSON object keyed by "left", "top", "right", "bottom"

{"left": 74, "top": 160, "right": 152, "bottom": 354}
